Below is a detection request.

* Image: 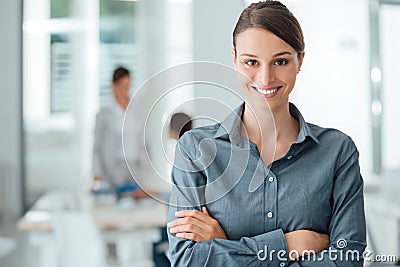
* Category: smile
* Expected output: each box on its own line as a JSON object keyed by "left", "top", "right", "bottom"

{"left": 252, "top": 86, "right": 281, "bottom": 96}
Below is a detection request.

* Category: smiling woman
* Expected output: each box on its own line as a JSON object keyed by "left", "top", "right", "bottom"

{"left": 167, "top": 1, "right": 366, "bottom": 266}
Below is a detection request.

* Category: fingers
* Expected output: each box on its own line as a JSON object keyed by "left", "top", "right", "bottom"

{"left": 168, "top": 207, "right": 215, "bottom": 229}
{"left": 168, "top": 207, "right": 213, "bottom": 231}
{"left": 169, "top": 222, "right": 204, "bottom": 236}
{"left": 174, "top": 209, "right": 211, "bottom": 223}
{"left": 175, "top": 232, "right": 204, "bottom": 242}
{"left": 317, "top": 233, "right": 330, "bottom": 247}
{"left": 167, "top": 207, "right": 227, "bottom": 242}
{"left": 202, "top": 206, "right": 209, "bottom": 215}
{"left": 168, "top": 216, "right": 206, "bottom": 229}
{"left": 285, "top": 229, "right": 331, "bottom": 259}
{"left": 168, "top": 212, "right": 209, "bottom": 242}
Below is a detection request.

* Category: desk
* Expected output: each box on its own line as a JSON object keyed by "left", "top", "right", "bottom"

{"left": 18, "top": 191, "right": 168, "bottom": 230}
{"left": 17, "top": 191, "right": 169, "bottom": 267}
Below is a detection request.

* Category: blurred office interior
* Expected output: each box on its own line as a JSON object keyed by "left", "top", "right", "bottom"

{"left": 0, "top": 0, "right": 400, "bottom": 266}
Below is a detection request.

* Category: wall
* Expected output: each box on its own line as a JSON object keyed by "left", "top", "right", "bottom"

{"left": 381, "top": 5, "right": 400, "bottom": 170}
{"left": 0, "top": 0, "right": 23, "bottom": 217}
{"left": 192, "top": 0, "right": 245, "bottom": 125}
{"left": 24, "top": 0, "right": 100, "bottom": 202}
{"left": 286, "top": 0, "right": 372, "bottom": 175}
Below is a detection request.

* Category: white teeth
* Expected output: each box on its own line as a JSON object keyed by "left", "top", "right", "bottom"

{"left": 256, "top": 87, "right": 278, "bottom": 95}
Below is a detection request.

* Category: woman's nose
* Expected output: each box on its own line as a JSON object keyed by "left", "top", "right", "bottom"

{"left": 257, "top": 66, "right": 275, "bottom": 86}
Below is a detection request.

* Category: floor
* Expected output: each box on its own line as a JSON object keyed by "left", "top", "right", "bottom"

{"left": 0, "top": 217, "right": 39, "bottom": 267}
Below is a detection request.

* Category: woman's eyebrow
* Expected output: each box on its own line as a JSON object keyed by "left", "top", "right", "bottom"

{"left": 273, "top": 51, "right": 292, "bottom": 57}
{"left": 239, "top": 51, "right": 293, "bottom": 57}
{"left": 239, "top": 53, "right": 258, "bottom": 57}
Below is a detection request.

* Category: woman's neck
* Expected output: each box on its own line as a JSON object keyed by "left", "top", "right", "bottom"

{"left": 242, "top": 102, "right": 299, "bottom": 147}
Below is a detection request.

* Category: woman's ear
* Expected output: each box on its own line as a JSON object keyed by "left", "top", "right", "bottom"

{"left": 232, "top": 48, "right": 237, "bottom": 67}
{"left": 297, "top": 51, "right": 305, "bottom": 72}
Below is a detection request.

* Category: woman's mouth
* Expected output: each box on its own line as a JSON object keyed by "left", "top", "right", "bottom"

{"left": 252, "top": 86, "right": 282, "bottom": 98}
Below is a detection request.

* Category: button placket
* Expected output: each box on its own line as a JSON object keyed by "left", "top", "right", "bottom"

{"left": 264, "top": 170, "right": 277, "bottom": 230}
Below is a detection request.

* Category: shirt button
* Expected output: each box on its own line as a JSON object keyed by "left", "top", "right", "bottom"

{"left": 280, "top": 263, "right": 285, "bottom": 267}
{"left": 268, "top": 176, "right": 274, "bottom": 182}
{"left": 287, "top": 155, "right": 293, "bottom": 160}
{"left": 267, "top": 212, "right": 273, "bottom": 218}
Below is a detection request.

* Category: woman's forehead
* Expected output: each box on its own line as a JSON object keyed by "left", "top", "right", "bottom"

{"left": 235, "top": 28, "right": 296, "bottom": 56}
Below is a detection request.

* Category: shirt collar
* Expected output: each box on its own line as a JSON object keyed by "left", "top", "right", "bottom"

{"left": 213, "top": 102, "right": 319, "bottom": 145}
{"left": 214, "top": 104, "right": 245, "bottom": 145}
{"left": 289, "top": 103, "right": 319, "bottom": 144}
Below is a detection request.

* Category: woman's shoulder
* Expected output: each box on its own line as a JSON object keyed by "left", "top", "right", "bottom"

{"left": 176, "top": 123, "right": 222, "bottom": 151}
{"left": 181, "top": 123, "right": 222, "bottom": 140}
{"left": 307, "top": 122, "right": 358, "bottom": 151}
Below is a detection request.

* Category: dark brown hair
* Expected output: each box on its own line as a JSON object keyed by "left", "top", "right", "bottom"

{"left": 233, "top": 1, "right": 304, "bottom": 56}
{"left": 112, "top": 66, "right": 130, "bottom": 83}
{"left": 170, "top": 113, "right": 192, "bottom": 138}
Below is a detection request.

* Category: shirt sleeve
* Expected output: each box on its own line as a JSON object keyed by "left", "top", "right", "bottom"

{"left": 288, "top": 136, "right": 367, "bottom": 266}
{"left": 167, "top": 132, "right": 290, "bottom": 267}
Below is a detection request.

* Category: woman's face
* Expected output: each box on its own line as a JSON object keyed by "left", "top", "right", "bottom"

{"left": 112, "top": 75, "right": 131, "bottom": 98}
{"left": 233, "top": 27, "right": 304, "bottom": 112}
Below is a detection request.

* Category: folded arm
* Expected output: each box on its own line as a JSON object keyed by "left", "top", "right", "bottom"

{"left": 288, "top": 138, "right": 367, "bottom": 266}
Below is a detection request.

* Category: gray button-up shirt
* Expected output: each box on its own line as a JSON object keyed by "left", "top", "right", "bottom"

{"left": 168, "top": 103, "right": 366, "bottom": 266}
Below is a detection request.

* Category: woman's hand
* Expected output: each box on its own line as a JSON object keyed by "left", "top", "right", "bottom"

{"left": 167, "top": 206, "right": 227, "bottom": 242}
{"left": 284, "top": 230, "right": 329, "bottom": 260}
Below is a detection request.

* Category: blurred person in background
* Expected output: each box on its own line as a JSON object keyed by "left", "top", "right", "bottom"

{"left": 165, "top": 112, "right": 193, "bottom": 172}
{"left": 169, "top": 113, "right": 192, "bottom": 140}
{"left": 92, "top": 66, "right": 148, "bottom": 199}
{"left": 92, "top": 66, "right": 149, "bottom": 265}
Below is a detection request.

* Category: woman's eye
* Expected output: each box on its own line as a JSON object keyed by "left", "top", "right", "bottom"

{"left": 274, "top": 59, "right": 288, "bottom": 66}
{"left": 245, "top": 60, "right": 258, "bottom": 66}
